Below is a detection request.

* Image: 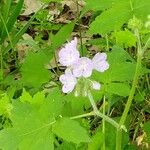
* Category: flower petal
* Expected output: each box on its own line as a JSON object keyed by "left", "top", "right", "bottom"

{"left": 92, "top": 81, "right": 101, "bottom": 90}
{"left": 58, "top": 37, "right": 80, "bottom": 66}
{"left": 62, "top": 83, "right": 75, "bottom": 93}
{"left": 94, "top": 60, "right": 109, "bottom": 72}
{"left": 72, "top": 57, "right": 93, "bottom": 78}
{"left": 92, "top": 53, "right": 109, "bottom": 72}
{"left": 59, "top": 70, "right": 77, "bottom": 93}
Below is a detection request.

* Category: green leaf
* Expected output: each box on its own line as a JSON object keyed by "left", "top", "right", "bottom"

{"left": 41, "top": 0, "right": 62, "bottom": 3}
{"left": 89, "top": 0, "right": 150, "bottom": 34}
{"left": 4, "top": 5, "right": 42, "bottom": 55}
{"left": 115, "top": 29, "right": 136, "bottom": 47}
{"left": 88, "top": 129, "right": 104, "bottom": 150}
{"left": 63, "top": 93, "right": 90, "bottom": 116}
{"left": 20, "top": 89, "right": 32, "bottom": 103}
{"left": 0, "top": 0, "right": 12, "bottom": 22}
{"left": 21, "top": 51, "right": 51, "bottom": 88}
{"left": 52, "top": 117, "right": 90, "bottom": 144}
{"left": 91, "top": 46, "right": 135, "bottom": 96}
{"left": 106, "top": 83, "right": 130, "bottom": 97}
{"left": 88, "top": 120, "right": 129, "bottom": 150}
{"left": 143, "top": 121, "right": 150, "bottom": 144}
{"left": 132, "top": 0, "right": 150, "bottom": 20}
{"left": 92, "top": 46, "right": 135, "bottom": 83}
{"left": 51, "top": 22, "right": 75, "bottom": 51}
{"left": 134, "top": 90, "right": 145, "bottom": 102}
{"left": 82, "top": 0, "right": 113, "bottom": 14}
{"left": 20, "top": 89, "right": 45, "bottom": 105}
{"left": 124, "top": 145, "right": 137, "bottom": 150}
{"left": 1, "top": 0, "right": 24, "bottom": 42}
{"left": 0, "top": 102, "right": 54, "bottom": 150}
{"left": 89, "top": 2, "right": 131, "bottom": 34}
{"left": 0, "top": 94, "right": 12, "bottom": 117}
{"left": 0, "top": 90, "right": 64, "bottom": 150}
{"left": 56, "top": 142, "right": 76, "bottom": 150}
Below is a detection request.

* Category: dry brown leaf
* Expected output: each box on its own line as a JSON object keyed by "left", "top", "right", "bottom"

{"left": 22, "top": 0, "right": 42, "bottom": 15}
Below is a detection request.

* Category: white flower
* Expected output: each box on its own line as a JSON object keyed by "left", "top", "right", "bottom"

{"left": 92, "top": 53, "right": 109, "bottom": 72}
{"left": 59, "top": 70, "right": 77, "bottom": 93}
{"left": 92, "top": 81, "right": 101, "bottom": 90}
{"left": 58, "top": 37, "right": 80, "bottom": 66}
{"left": 72, "top": 57, "right": 93, "bottom": 78}
{"left": 58, "top": 37, "right": 109, "bottom": 94}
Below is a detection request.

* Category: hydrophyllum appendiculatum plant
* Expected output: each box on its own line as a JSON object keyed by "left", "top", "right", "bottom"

{"left": 0, "top": 0, "right": 150, "bottom": 150}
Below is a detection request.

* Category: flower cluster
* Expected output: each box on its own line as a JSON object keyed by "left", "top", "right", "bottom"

{"left": 58, "top": 37, "right": 109, "bottom": 94}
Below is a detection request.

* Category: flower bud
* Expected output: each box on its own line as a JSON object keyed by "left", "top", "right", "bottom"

{"left": 128, "top": 16, "right": 143, "bottom": 30}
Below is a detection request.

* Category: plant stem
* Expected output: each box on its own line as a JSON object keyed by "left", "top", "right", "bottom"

{"left": 0, "top": 12, "right": 14, "bottom": 50}
{"left": 87, "top": 91, "right": 124, "bottom": 130}
{"left": 115, "top": 29, "right": 142, "bottom": 150}
{"left": 70, "top": 112, "right": 94, "bottom": 119}
{"left": 102, "top": 96, "right": 106, "bottom": 150}
{"left": 0, "top": 46, "right": 3, "bottom": 81}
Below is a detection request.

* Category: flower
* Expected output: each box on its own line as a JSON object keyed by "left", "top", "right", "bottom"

{"left": 59, "top": 70, "right": 77, "bottom": 93}
{"left": 91, "top": 81, "right": 101, "bottom": 90}
{"left": 58, "top": 37, "right": 109, "bottom": 94}
{"left": 72, "top": 57, "right": 93, "bottom": 78}
{"left": 92, "top": 53, "right": 109, "bottom": 72}
{"left": 58, "top": 37, "right": 80, "bottom": 66}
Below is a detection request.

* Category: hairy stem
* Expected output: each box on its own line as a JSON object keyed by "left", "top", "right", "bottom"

{"left": 116, "top": 29, "right": 142, "bottom": 150}
{"left": 87, "top": 92, "right": 125, "bottom": 130}
{"left": 102, "top": 96, "right": 106, "bottom": 150}
{"left": 70, "top": 112, "right": 94, "bottom": 119}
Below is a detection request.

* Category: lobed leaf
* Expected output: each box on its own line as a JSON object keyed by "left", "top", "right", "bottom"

{"left": 21, "top": 51, "right": 51, "bottom": 88}
{"left": 0, "top": 90, "right": 64, "bottom": 150}
{"left": 89, "top": 0, "right": 150, "bottom": 34}
{"left": 52, "top": 117, "right": 90, "bottom": 144}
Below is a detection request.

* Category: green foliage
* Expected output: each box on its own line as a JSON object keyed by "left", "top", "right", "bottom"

{"left": 89, "top": 1, "right": 131, "bottom": 34}
{"left": 51, "top": 22, "right": 75, "bottom": 51}
{"left": 106, "top": 83, "right": 130, "bottom": 97}
{"left": 56, "top": 142, "right": 76, "bottom": 150}
{"left": 0, "top": 0, "right": 150, "bottom": 149}
{"left": 88, "top": 129, "right": 104, "bottom": 150}
{"left": 40, "top": 0, "right": 61, "bottom": 3}
{"left": 88, "top": 120, "right": 129, "bottom": 150}
{"left": 143, "top": 121, "right": 150, "bottom": 144}
{"left": 0, "top": 0, "right": 24, "bottom": 43}
{"left": 21, "top": 51, "right": 51, "bottom": 88}
{"left": 0, "top": 90, "right": 91, "bottom": 149}
{"left": 52, "top": 117, "right": 90, "bottom": 144}
{"left": 82, "top": 0, "right": 113, "bottom": 14}
{"left": 92, "top": 46, "right": 135, "bottom": 96}
{"left": 0, "top": 94, "right": 12, "bottom": 117}
{"left": 89, "top": 0, "right": 150, "bottom": 34}
{"left": 0, "top": 94, "right": 56, "bottom": 149}
{"left": 0, "top": 90, "right": 62, "bottom": 149}
{"left": 115, "top": 29, "right": 136, "bottom": 47}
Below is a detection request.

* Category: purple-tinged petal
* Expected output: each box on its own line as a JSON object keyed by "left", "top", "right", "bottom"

{"left": 59, "top": 70, "right": 77, "bottom": 93}
{"left": 94, "top": 60, "right": 109, "bottom": 72}
{"left": 92, "top": 81, "right": 101, "bottom": 90}
{"left": 58, "top": 37, "right": 80, "bottom": 66}
{"left": 72, "top": 57, "right": 93, "bottom": 78}
{"left": 62, "top": 83, "right": 75, "bottom": 93}
{"left": 92, "top": 53, "right": 109, "bottom": 72}
{"left": 93, "top": 53, "right": 107, "bottom": 62}
{"left": 59, "top": 74, "right": 67, "bottom": 84}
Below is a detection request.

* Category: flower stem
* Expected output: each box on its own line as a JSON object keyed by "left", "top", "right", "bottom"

{"left": 70, "top": 112, "right": 94, "bottom": 120}
{"left": 87, "top": 92, "right": 124, "bottom": 130}
{"left": 115, "top": 29, "right": 142, "bottom": 150}
{"left": 102, "top": 96, "right": 106, "bottom": 150}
